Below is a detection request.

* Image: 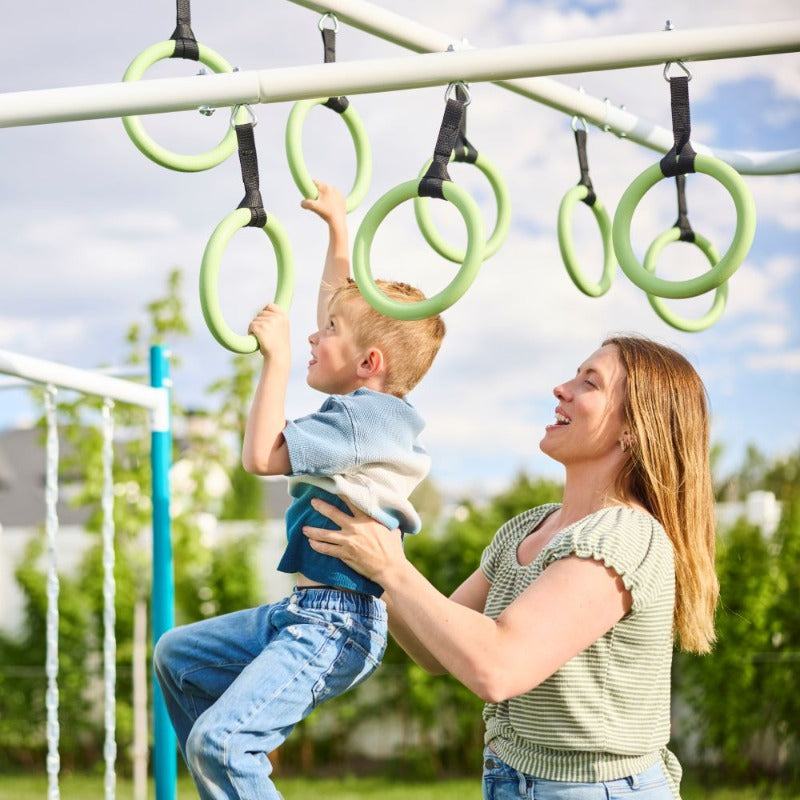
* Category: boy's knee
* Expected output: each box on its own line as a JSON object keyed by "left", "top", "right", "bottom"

{"left": 186, "top": 717, "right": 224, "bottom": 772}
{"left": 153, "top": 626, "right": 182, "bottom": 677}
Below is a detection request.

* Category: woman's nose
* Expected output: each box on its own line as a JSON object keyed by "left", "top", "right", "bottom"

{"left": 308, "top": 330, "right": 319, "bottom": 344}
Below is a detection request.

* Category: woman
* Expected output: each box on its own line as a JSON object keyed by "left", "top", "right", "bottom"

{"left": 303, "top": 335, "right": 719, "bottom": 800}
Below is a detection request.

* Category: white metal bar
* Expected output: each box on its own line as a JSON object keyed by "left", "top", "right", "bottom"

{"left": 0, "top": 365, "right": 148, "bottom": 391}
{"left": 287, "top": 0, "right": 800, "bottom": 175}
{"left": 0, "top": 21, "right": 797, "bottom": 173}
{"left": 0, "top": 348, "right": 165, "bottom": 412}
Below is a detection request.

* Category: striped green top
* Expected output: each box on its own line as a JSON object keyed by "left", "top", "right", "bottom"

{"left": 480, "top": 504, "right": 682, "bottom": 798}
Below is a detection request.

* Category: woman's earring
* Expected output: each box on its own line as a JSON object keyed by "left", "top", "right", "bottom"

{"left": 619, "top": 439, "right": 628, "bottom": 453}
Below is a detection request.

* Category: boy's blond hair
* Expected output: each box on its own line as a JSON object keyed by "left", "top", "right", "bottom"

{"left": 331, "top": 278, "right": 445, "bottom": 397}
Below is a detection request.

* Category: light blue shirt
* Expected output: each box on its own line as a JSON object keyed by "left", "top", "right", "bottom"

{"left": 277, "top": 388, "right": 430, "bottom": 595}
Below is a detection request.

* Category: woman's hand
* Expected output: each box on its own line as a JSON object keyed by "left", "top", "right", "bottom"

{"left": 302, "top": 497, "right": 406, "bottom": 585}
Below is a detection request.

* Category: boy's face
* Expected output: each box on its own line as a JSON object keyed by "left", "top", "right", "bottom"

{"left": 306, "top": 298, "right": 365, "bottom": 395}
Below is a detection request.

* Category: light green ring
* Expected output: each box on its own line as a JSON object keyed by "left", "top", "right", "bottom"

{"left": 353, "top": 180, "right": 484, "bottom": 320}
{"left": 644, "top": 228, "right": 728, "bottom": 332}
{"left": 122, "top": 40, "right": 248, "bottom": 172}
{"left": 412, "top": 152, "right": 511, "bottom": 262}
{"left": 557, "top": 184, "right": 615, "bottom": 297}
{"left": 199, "top": 208, "right": 295, "bottom": 353}
{"left": 285, "top": 98, "right": 372, "bottom": 213}
{"left": 612, "top": 153, "right": 756, "bottom": 299}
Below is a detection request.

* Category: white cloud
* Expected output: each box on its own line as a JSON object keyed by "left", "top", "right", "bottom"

{"left": 745, "top": 349, "right": 800, "bottom": 372}
{"left": 749, "top": 177, "right": 800, "bottom": 231}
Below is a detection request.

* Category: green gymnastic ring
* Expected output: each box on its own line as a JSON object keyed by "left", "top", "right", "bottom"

{"left": 199, "top": 208, "right": 295, "bottom": 353}
{"left": 285, "top": 98, "right": 372, "bottom": 213}
{"left": 557, "top": 184, "right": 615, "bottom": 298}
{"left": 643, "top": 228, "right": 728, "bottom": 332}
{"left": 353, "top": 180, "right": 484, "bottom": 320}
{"left": 122, "top": 40, "right": 248, "bottom": 172}
{"left": 613, "top": 154, "right": 755, "bottom": 299}
{"left": 412, "top": 152, "right": 511, "bottom": 262}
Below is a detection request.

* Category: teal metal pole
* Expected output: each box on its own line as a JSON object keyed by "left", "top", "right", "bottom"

{"left": 150, "top": 345, "right": 176, "bottom": 800}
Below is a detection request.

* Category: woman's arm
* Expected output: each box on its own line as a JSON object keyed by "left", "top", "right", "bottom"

{"left": 304, "top": 499, "right": 631, "bottom": 702}
{"left": 384, "top": 568, "right": 491, "bottom": 675}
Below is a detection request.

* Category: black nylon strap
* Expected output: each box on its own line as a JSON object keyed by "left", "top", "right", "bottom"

{"left": 574, "top": 129, "right": 596, "bottom": 206}
{"left": 452, "top": 85, "right": 478, "bottom": 164}
{"left": 170, "top": 0, "right": 199, "bottom": 61}
{"left": 673, "top": 174, "right": 695, "bottom": 242}
{"left": 418, "top": 98, "right": 466, "bottom": 199}
{"left": 320, "top": 27, "right": 349, "bottom": 114}
{"left": 660, "top": 76, "right": 696, "bottom": 177}
{"left": 235, "top": 123, "right": 267, "bottom": 228}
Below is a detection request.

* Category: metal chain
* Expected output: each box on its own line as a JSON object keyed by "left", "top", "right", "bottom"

{"left": 101, "top": 399, "right": 117, "bottom": 800}
{"left": 44, "top": 386, "right": 60, "bottom": 800}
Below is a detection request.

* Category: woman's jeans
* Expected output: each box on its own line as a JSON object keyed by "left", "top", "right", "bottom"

{"left": 153, "top": 587, "right": 387, "bottom": 800}
{"left": 482, "top": 747, "right": 675, "bottom": 799}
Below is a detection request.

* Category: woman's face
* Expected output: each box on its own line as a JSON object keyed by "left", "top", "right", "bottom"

{"left": 540, "top": 344, "right": 629, "bottom": 465}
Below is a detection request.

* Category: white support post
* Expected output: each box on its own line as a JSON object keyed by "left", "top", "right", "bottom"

{"left": 0, "top": 20, "right": 798, "bottom": 174}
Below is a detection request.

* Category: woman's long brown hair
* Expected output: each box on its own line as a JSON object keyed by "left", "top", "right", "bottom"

{"left": 604, "top": 335, "right": 719, "bottom": 654}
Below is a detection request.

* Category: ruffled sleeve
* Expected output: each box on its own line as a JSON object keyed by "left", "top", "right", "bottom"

{"left": 539, "top": 506, "right": 674, "bottom": 612}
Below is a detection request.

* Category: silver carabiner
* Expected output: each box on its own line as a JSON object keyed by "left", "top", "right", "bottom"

{"left": 230, "top": 104, "right": 258, "bottom": 129}
{"left": 445, "top": 81, "right": 471, "bottom": 106}
{"left": 571, "top": 115, "right": 588, "bottom": 133}
{"left": 318, "top": 11, "right": 339, "bottom": 32}
{"left": 663, "top": 60, "right": 693, "bottom": 82}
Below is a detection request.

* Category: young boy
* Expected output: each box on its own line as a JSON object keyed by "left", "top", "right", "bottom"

{"left": 153, "top": 182, "right": 445, "bottom": 800}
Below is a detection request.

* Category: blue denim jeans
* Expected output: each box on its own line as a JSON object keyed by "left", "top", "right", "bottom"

{"left": 153, "top": 587, "right": 387, "bottom": 800}
{"left": 482, "top": 747, "right": 674, "bottom": 799}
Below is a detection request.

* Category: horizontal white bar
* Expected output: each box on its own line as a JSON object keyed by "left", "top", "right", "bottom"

{"left": 0, "top": 365, "right": 148, "bottom": 391}
{"left": 0, "top": 349, "right": 164, "bottom": 412}
{"left": 287, "top": 0, "right": 800, "bottom": 175}
{"left": 0, "top": 21, "right": 797, "bottom": 173}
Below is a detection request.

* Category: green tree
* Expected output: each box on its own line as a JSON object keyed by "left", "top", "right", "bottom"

{"left": 675, "top": 516, "right": 775, "bottom": 778}
{"left": 765, "top": 488, "right": 800, "bottom": 777}
{"left": 207, "top": 353, "right": 264, "bottom": 521}
{"left": 0, "top": 538, "right": 94, "bottom": 768}
{"left": 763, "top": 445, "right": 800, "bottom": 501}
{"left": 716, "top": 443, "right": 771, "bottom": 501}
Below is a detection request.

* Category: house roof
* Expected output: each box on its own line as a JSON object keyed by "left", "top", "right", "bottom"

{"left": 0, "top": 427, "right": 90, "bottom": 527}
{"left": 0, "top": 426, "right": 290, "bottom": 529}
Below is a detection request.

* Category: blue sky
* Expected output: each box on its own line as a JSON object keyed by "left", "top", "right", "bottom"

{"left": 0, "top": 0, "right": 798, "bottom": 494}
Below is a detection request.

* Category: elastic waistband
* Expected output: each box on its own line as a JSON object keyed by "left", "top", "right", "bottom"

{"left": 289, "top": 586, "right": 387, "bottom": 622}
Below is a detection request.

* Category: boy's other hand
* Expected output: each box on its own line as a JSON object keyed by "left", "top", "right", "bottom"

{"left": 301, "top": 180, "right": 346, "bottom": 223}
{"left": 248, "top": 303, "right": 291, "bottom": 362}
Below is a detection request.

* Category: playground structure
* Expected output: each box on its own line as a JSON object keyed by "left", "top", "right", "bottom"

{"left": 1, "top": 2, "right": 799, "bottom": 798}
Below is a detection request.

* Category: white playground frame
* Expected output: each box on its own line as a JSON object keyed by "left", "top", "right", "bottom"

{"left": 0, "top": 347, "right": 173, "bottom": 800}
{"left": 0, "top": 3, "right": 798, "bottom": 799}
{"left": 0, "top": 13, "right": 798, "bottom": 174}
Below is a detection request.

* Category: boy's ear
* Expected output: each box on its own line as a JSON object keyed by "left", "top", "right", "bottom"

{"left": 356, "top": 347, "right": 385, "bottom": 378}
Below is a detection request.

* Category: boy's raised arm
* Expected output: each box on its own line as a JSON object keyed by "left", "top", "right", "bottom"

{"left": 301, "top": 181, "right": 350, "bottom": 331}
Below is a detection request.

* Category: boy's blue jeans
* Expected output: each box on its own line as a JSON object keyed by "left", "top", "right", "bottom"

{"left": 153, "top": 587, "right": 387, "bottom": 800}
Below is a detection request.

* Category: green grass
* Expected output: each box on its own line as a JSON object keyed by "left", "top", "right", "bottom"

{"left": 0, "top": 773, "right": 798, "bottom": 800}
